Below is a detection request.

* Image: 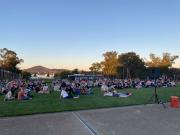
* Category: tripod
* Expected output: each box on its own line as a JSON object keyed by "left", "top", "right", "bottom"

{"left": 146, "top": 81, "right": 166, "bottom": 108}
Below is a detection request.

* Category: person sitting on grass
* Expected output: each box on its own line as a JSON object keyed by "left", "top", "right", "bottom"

{"left": 0, "top": 86, "right": 7, "bottom": 95}
{"left": 4, "top": 90, "right": 14, "bottom": 101}
{"left": 101, "top": 83, "right": 109, "bottom": 92}
{"left": 18, "top": 86, "right": 32, "bottom": 101}
{"left": 60, "top": 87, "right": 73, "bottom": 99}
{"left": 35, "top": 85, "right": 41, "bottom": 93}
{"left": 60, "top": 83, "right": 79, "bottom": 99}
{"left": 85, "top": 85, "right": 93, "bottom": 95}
{"left": 38, "top": 83, "right": 49, "bottom": 94}
{"left": 73, "top": 83, "right": 81, "bottom": 97}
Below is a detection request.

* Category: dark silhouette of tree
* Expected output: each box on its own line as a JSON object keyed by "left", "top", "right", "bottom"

{"left": 118, "top": 52, "right": 146, "bottom": 78}
{"left": 22, "top": 71, "right": 31, "bottom": 80}
{"left": 47, "top": 72, "right": 50, "bottom": 77}
{"left": 89, "top": 62, "right": 102, "bottom": 74}
{"left": 54, "top": 70, "right": 71, "bottom": 79}
{"left": 34, "top": 73, "right": 37, "bottom": 77}
{"left": 71, "top": 69, "right": 79, "bottom": 74}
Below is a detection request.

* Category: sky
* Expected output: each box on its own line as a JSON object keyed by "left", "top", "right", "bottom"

{"left": 0, "top": 0, "right": 180, "bottom": 70}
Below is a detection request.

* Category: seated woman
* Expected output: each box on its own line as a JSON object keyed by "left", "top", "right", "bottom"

{"left": 18, "top": 86, "right": 31, "bottom": 100}
{"left": 4, "top": 90, "right": 14, "bottom": 101}
{"left": 101, "top": 83, "right": 109, "bottom": 92}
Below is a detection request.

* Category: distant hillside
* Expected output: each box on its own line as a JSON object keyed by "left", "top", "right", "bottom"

{"left": 24, "top": 66, "right": 67, "bottom": 75}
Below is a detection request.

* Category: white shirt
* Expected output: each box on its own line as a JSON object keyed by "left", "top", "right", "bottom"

{"left": 5, "top": 91, "right": 12, "bottom": 99}
{"left": 43, "top": 86, "right": 48, "bottom": 91}
{"left": 61, "top": 90, "right": 68, "bottom": 98}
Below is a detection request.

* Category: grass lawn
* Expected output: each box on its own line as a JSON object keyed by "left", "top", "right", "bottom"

{"left": 0, "top": 86, "right": 180, "bottom": 117}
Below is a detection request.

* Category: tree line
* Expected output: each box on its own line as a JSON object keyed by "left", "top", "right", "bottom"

{"left": 89, "top": 51, "right": 180, "bottom": 79}
{"left": 1, "top": 48, "right": 180, "bottom": 80}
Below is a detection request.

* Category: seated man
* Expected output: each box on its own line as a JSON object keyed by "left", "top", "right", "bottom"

{"left": 60, "top": 89, "right": 73, "bottom": 99}
{"left": 73, "top": 84, "right": 81, "bottom": 97}
{"left": 60, "top": 85, "right": 79, "bottom": 99}
{"left": 39, "top": 84, "right": 49, "bottom": 94}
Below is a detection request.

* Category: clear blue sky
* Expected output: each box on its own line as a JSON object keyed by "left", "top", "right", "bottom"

{"left": 0, "top": 0, "right": 180, "bottom": 70}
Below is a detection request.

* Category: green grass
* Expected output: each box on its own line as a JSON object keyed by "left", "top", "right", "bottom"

{"left": 0, "top": 86, "right": 180, "bottom": 117}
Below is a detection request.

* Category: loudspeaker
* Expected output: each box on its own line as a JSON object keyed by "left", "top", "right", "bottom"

{"left": 151, "top": 68, "right": 160, "bottom": 79}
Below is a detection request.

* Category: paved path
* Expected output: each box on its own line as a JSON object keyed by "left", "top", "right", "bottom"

{"left": 0, "top": 104, "right": 180, "bottom": 135}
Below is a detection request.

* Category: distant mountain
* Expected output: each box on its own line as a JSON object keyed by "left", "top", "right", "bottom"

{"left": 24, "top": 66, "right": 67, "bottom": 75}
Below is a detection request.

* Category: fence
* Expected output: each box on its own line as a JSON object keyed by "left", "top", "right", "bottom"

{"left": 0, "top": 69, "right": 21, "bottom": 80}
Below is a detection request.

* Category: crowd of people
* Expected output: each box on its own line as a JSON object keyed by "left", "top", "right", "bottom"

{"left": 98, "top": 78, "right": 176, "bottom": 90}
{"left": 0, "top": 79, "right": 51, "bottom": 101}
{"left": 0, "top": 77, "right": 177, "bottom": 101}
{"left": 52, "top": 79, "right": 94, "bottom": 99}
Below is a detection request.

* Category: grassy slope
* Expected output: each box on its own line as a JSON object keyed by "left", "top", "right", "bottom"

{"left": 0, "top": 86, "right": 180, "bottom": 117}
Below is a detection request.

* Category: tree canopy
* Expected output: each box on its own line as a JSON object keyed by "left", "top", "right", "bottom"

{"left": 90, "top": 51, "right": 179, "bottom": 79}
{"left": 54, "top": 70, "right": 71, "bottom": 79}
{"left": 118, "top": 52, "right": 146, "bottom": 78}
{"left": 146, "top": 53, "right": 178, "bottom": 68}
{"left": 0, "top": 48, "right": 23, "bottom": 72}
{"left": 89, "top": 62, "right": 101, "bottom": 73}
{"left": 101, "top": 51, "right": 119, "bottom": 76}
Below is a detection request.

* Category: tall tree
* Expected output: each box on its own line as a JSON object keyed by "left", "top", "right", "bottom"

{"left": 89, "top": 62, "right": 102, "bottom": 74}
{"left": 146, "top": 53, "right": 179, "bottom": 76}
{"left": 0, "top": 48, "right": 23, "bottom": 72}
{"left": 146, "top": 53, "right": 178, "bottom": 68}
{"left": 101, "top": 51, "right": 119, "bottom": 76}
{"left": 46, "top": 72, "right": 50, "bottom": 77}
{"left": 118, "top": 52, "right": 146, "bottom": 78}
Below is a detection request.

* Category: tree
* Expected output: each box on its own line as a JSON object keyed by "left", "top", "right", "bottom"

{"left": 101, "top": 51, "right": 119, "bottom": 76}
{"left": 33, "top": 73, "right": 37, "bottom": 77}
{"left": 167, "top": 68, "right": 180, "bottom": 80}
{"left": 71, "top": 68, "right": 79, "bottom": 74}
{"left": 118, "top": 52, "right": 146, "bottom": 78}
{"left": 89, "top": 62, "right": 102, "bottom": 74}
{"left": 0, "top": 48, "right": 23, "bottom": 72}
{"left": 146, "top": 53, "right": 179, "bottom": 76}
{"left": 47, "top": 72, "right": 50, "bottom": 77}
{"left": 146, "top": 53, "right": 178, "bottom": 68}
{"left": 22, "top": 71, "right": 31, "bottom": 80}
{"left": 54, "top": 70, "right": 71, "bottom": 79}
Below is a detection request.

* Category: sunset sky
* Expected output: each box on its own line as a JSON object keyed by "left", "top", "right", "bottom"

{"left": 0, "top": 0, "right": 180, "bottom": 70}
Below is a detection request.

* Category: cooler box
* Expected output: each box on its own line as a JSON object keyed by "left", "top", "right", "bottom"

{"left": 170, "top": 96, "right": 179, "bottom": 108}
